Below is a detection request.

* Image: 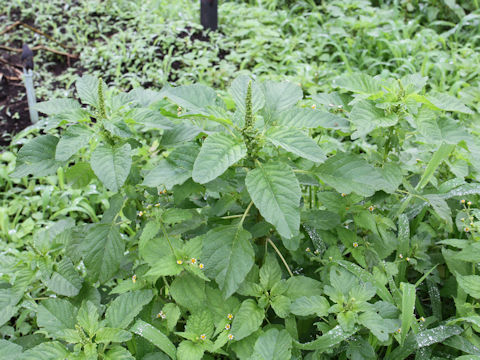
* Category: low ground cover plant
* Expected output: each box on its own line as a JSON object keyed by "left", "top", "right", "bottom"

{"left": 1, "top": 71, "right": 480, "bottom": 359}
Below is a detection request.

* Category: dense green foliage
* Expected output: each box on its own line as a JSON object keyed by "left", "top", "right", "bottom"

{"left": 1, "top": 0, "right": 480, "bottom": 359}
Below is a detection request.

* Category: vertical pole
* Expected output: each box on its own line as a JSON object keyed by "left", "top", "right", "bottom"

{"left": 23, "top": 69, "right": 38, "bottom": 123}
{"left": 200, "top": 0, "right": 218, "bottom": 31}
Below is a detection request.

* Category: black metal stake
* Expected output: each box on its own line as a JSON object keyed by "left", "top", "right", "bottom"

{"left": 200, "top": 0, "right": 218, "bottom": 31}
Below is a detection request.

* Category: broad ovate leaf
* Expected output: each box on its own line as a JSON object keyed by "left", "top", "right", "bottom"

{"left": 10, "top": 135, "right": 63, "bottom": 178}
{"left": 105, "top": 290, "right": 154, "bottom": 329}
{"left": 246, "top": 161, "right": 301, "bottom": 239}
{"left": 251, "top": 328, "right": 292, "bottom": 360}
{"left": 143, "top": 143, "right": 199, "bottom": 189}
{"left": 349, "top": 100, "right": 398, "bottom": 138}
{"left": 192, "top": 133, "right": 247, "bottom": 184}
{"left": 81, "top": 223, "right": 125, "bottom": 283}
{"left": 231, "top": 299, "right": 265, "bottom": 340}
{"left": 55, "top": 125, "right": 94, "bottom": 161}
{"left": 265, "top": 126, "right": 325, "bottom": 163}
{"left": 202, "top": 225, "right": 255, "bottom": 299}
{"left": 90, "top": 142, "right": 132, "bottom": 192}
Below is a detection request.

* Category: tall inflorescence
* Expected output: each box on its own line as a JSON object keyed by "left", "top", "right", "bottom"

{"left": 242, "top": 81, "right": 260, "bottom": 162}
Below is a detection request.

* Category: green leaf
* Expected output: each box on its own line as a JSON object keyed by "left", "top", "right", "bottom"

{"left": 231, "top": 299, "right": 265, "bottom": 340}
{"left": 55, "top": 125, "right": 94, "bottom": 161}
{"left": 170, "top": 273, "right": 206, "bottom": 311}
{"left": 426, "top": 92, "right": 474, "bottom": 114}
{"left": 349, "top": 100, "right": 398, "bottom": 138}
{"left": 285, "top": 276, "right": 323, "bottom": 299}
{"left": 246, "top": 161, "right": 301, "bottom": 239}
{"left": 316, "top": 153, "right": 388, "bottom": 197}
{"left": 416, "top": 108, "right": 468, "bottom": 145}
{"left": 456, "top": 273, "right": 480, "bottom": 298}
{"left": 45, "top": 257, "right": 83, "bottom": 297}
{"left": 77, "top": 301, "right": 99, "bottom": 337}
{"left": 19, "top": 342, "right": 69, "bottom": 360}
{"left": 90, "top": 142, "right": 131, "bottom": 192}
{"left": 81, "top": 223, "right": 125, "bottom": 283}
{"left": 229, "top": 75, "right": 265, "bottom": 114}
{"left": 416, "top": 143, "right": 455, "bottom": 191}
{"left": 104, "top": 346, "right": 135, "bottom": 360}
{"left": 333, "top": 74, "right": 382, "bottom": 95}
{"left": 260, "top": 252, "right": 282, "bottom": 290}
{"left": 143, "top": 143, "right": 199, "bottom": 188}
{"left": 294, "top": 325, "right": 357, "bottom": 350}
{"left": 358, "top": 312, "right": 399, "bottom": 342}
{"left": 76, "top": 75, "right": 104, "bottom": 108}
{"left": 261, "top": 81, "right": 303, "bottom": 123}
{"left": 95, "top": 327, "right": 132, "bottom": 343}
{"left": 265, "top": 126, "right": 326, "bottom": 163}
{"left": 105, "top": 290, "right": 154, "bottom": 329}
{"left": 36, "top": 299, "right": 77, "bottom": 337}
{"left": 34, "top": 98, "right": 82, "bottom": 115}
{"left": 346, "top": 336, "right": 376, "bottom": 360}
{"left": 160, "top": 123, "right": 202, "bottom": 147}
{"left": 65, "top": 162, "right": 95, "bottom": 188}
{"left": 0, "top": 305, "right": 17, "bottom": 327}
{"left": 0, "top": 339, "right": 23, "bottom": 359}
{"left": 400, "top": 283, "right": 416, "bottom": 345}
{"left": 166, "top": 84, "right": 217, "bottom": 114}
{"left": 252, "top": 328, "right": 292, "bottom": 360}
{"left": 275, "top": 108, "right": 349, "bottom": 130}
{"left": 192, "top": 133, "right": 247, "bottom": 184}
{"left": 130, "top": 319, "right": 177, "bottom": 360}
{"left": 290, "top": 296, "right": 330, "bottom": 317}
{"left": 202, "top": 225, "right": 254, "bottom": 299}
{"left": 177, "top": 341, "right": 203, "bottom": 360}
{"left": 11, "top": 135, "right": 62, "bottom": 178}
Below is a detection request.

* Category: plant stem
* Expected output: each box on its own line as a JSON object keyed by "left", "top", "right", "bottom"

{"left": 239, "top": 201, "right": 254, "bottom": 228}
{"left": 267, "top": 238, "right": 294, "bottom": 278}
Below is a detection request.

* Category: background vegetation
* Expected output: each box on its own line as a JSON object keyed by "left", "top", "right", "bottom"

{"left": 1, "top": 0, "right": 480, "bottom": 359}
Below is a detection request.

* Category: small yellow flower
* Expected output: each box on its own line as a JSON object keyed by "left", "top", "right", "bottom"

{"left": 337, "top": 105, "right": 343, "bottom": 109}
{"left": 225, "top": 324, "right": 231, "bottom": 330}
{"left": 397, "top": 328, "right": 402, "bottom": 333}
{"left": 420, "top": 316, "right": 425, "bottom": 322}
{"left": 191, "top": 258, "right": 197, "bottom": 264}
{"left": 311, "top": 104, "right": 316, "bottom": 109}
{"left": 341, "top": 193, "right": 347, "bottom": 197}
{"left": 138, "top": 211, "right": 144, "bottom": 217}
{"left": 406, "top": 257, "right": 410, "bottom": 262}
{"left": 353, "top": 242, "right": 359, "bottom": 248}
{"left": 461, "top": 199, "right": 466, "bottom": 204}
{"left": 154, "top": 203, "right": 161, "bottom": 207}
{"left": 467, "top": 201, "right": 472, "bottom": 206}
{"left": 314, "top": 249, "right": 320, "bottom": 255}
{"left": 399, "top": 254, "right": 403, "bottom": 259}
{"left": 132, "top": 275, "right": 137, "bottom": 283}
{"left": 465, "top": 227, "right": 470, "bottom": 233}
{"left": 329, "top": 103, "right": 335, "bottom": 107}
{"left": 228, "top": 334, "right": 234, "bottom": 340}
{"left": 227, "top": 313, "right": 233, "bottom": 320}
{"left": 368, "top": 205, "right": 375, "bottom": 212}
{"left": 461, "top": 218, "right": 465, "bottom": 222}
{"left": 147, "top": 204, "right": 152, "bottom": 209}
{"left": 305, "top": 247, "right": 311, "bottom": 252}
{"left": 177, "top": 260, "right": 183, "bottom": 265}
{"left": 200, "top": 334, "right": 206, "bottom": 340}
{"left": 328, "top": 256, "right": 333, "bottom": 261}
{"left": 199, "top": 263, "right": 205, "bottom": 269}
